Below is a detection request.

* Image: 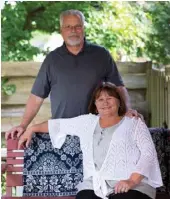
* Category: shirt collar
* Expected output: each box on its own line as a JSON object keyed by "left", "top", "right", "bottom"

{"left": 61, "top": 38, "right": 90, "bottom": 55}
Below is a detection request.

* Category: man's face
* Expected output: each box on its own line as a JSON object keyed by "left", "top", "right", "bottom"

{"left": 60, "top": 15, "right": 85, "bottom": 46}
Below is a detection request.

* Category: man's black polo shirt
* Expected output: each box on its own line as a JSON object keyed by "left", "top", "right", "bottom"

{"left": 31, "top": 40, "right": 124, "bottom": 119}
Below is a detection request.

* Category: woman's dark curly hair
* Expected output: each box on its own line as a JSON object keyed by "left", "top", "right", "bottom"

{"left": 88, "top": 82, "right": 127, "bottom": 116}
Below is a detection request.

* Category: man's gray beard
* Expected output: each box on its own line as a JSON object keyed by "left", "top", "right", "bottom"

{"left": 66, "top": 38, "right": 82, "bottom": 46}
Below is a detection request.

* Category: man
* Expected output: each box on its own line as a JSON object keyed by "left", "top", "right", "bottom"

{"left": 6, "top": 10, "right": 138, "bottom": 196}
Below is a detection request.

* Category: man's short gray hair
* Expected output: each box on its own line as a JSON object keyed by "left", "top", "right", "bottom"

{"left": 60, "top": 10, "right": 85, "bottom": 27}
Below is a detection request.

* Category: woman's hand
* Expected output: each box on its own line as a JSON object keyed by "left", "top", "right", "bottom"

{"left": 18, "top": 127, "right": 34, "bottom": 149}
{"left": 114, "top": 179, "right": 136, "bottom": 194}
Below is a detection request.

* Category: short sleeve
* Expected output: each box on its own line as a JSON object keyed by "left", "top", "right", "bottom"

{"left": 105, "top": 50, "right": 124, "bottom": 87}
{"left": 48, "top": 115, "right": 89, "bottom": 149}
{"left": 31, "top": 54, "right": 51, "bottom": 98}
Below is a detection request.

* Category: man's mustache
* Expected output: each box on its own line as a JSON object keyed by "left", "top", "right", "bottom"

{"left": 68, "top": 34, "right": 80, "bottom": 38}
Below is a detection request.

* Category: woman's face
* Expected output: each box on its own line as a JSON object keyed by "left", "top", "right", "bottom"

{"left": 95, "top": 91, "right": 120, "bottom": 117}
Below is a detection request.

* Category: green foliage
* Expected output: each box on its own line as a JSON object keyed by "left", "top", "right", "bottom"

{"left": 1, "top": 1, "right": 99, "bottom": 61}
{"left": 2, "top": 2, "right": 41, "bottom": 61}
{"left": 1, "top": 173, "right": 6, "bottom": 195}
{"left": 144, "top": 2, "right": 170, "bottom": 64}
{"left": 85, "top": 2, "right": 148, "bottom": 60}
{"left": 1, "top": 1, "right": 170, "bottom": 64}
{"left": 1, "top": 77, "right": 16, "bottom": 95}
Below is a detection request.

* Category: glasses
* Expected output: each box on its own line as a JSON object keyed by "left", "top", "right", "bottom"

{"left": 62, "top": 24, "right": 83, "bottom": 31}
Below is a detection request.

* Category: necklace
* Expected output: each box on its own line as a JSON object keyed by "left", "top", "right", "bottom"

{"left": 101, "top": 128, "right": 106, "bottom": 134}
{"left": 97, "top": 128, "right": 106, "bottom": 145}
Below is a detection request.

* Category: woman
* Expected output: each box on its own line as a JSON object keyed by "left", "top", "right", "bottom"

{"left": 18, "top": 82, "right": 162, "bottom": 199}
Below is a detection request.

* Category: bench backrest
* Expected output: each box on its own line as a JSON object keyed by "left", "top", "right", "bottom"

{"left": 5, "top": 139, "right": 24, "bottom": 196}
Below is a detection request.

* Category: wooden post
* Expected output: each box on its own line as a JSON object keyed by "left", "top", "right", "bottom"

{"left": 146, "top": 64, "right": 170, "bottom": 127}
{"left": 146, "top": 61, "right": 152, "bottom": 126}
{"left": 165, "top": 65, "right": 170, "bottom": 128}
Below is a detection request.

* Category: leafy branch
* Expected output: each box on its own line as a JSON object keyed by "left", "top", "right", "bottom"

{"left": 1, "top": 77, "right": 16, "bottom": 96}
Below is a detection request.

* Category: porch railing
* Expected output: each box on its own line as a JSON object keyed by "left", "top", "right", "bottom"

{"left": 147, "top": 65, "right": 170, "bottom": 128}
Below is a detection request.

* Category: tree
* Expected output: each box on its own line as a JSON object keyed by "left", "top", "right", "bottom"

{"left": 1, "top": 1, "right": 99, "bottom": 61}
{"left": 144, "top": 2, "right": 170, "bottom": 65}
{"left": 1, "top": 1, "right": 170, "bottom": 64}
{"left": 85, "top": 1, "right": 148, "bottom": 60}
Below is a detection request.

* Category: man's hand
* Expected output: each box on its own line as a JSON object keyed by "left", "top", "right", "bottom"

{"left": 114, "top": 179, "right": 136, "bottom": 194}
{"left": 18, "top": 128, "right": 34, "bottom": 149}
{"left": 5, "top": 94, "right": 44, "bottom": 140}
{"left": 5, "top": 125, "right": 26, "bottom": 140}
{"left": 125, "top": 109, "right": 144, "bottom": 121}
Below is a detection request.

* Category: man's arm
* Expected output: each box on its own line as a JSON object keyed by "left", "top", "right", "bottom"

{"left": 5, "top": 94, "right": 44, "bottom": 139}
{"left": 20, "top": 94, "right": 44, "bottom": 128}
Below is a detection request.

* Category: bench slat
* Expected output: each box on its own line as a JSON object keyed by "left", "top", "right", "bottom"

{"left": 7, "top": 139, "right": 25, "bottom": 150}
{"left": 7, "top": 159, "right": 23, "bottom": 165}
{"left": 7, "top": 152, "right": 24, "bottom": 157}
{"left": 7, "top": 165, "right": 23, "bottom": 172}
{"left": 6, "top": 187, "right": 12, "bottom": 196}
{"left": 7, "top": 139, "right": 18, "bottom": 150}
{"left": 6, "top": 174, "right": 23, "bottom": 186}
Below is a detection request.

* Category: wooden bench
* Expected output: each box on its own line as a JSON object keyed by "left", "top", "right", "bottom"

{"left": 2, "top": 129, "right": 170, "bottom": 199}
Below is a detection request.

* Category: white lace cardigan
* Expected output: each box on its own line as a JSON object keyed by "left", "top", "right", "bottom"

{"left": 48, "top": 114, "right": 163, "bottom": 199}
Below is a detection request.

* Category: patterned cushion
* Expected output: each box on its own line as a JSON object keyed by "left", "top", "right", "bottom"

{"left": 149, "top": 128, "right": 170, "bottom": 195}
{"left": 23, "top": 134, "right": 83, "bottom": 196}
